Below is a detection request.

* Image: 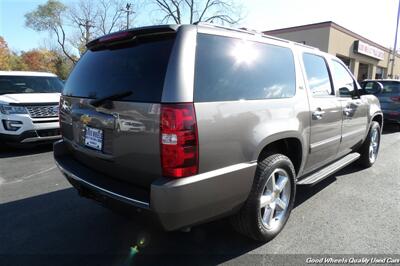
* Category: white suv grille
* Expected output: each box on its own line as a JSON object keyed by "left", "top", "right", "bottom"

{"left": 26, "top": 105, "right": 59, "bottom": 118}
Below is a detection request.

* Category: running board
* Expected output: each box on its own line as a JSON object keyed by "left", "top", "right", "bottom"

{"left": 297, "top": 153, "right": 360, "bottom": 185}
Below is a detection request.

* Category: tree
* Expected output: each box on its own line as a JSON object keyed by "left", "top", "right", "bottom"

{"left": 97, "top": 0, "right": 134, "bottom": 35}
{"left": 26, "top": 0, "right": 137, "bottom": 60}
{"left": 51, "top": 49, "right": 75, "bottom": 80}
{"left": 68, "top": 0, "right": 97, "bottom": 51}
{"left": 17, "top": 49, "right": 74, "bottom": 79}
{"left": 0, "top": 36, "right": 11, "bottom": 70}
{"left": 9, "top": 53, "right": 28, "bottom": 71}
{"left": 25, "top": 0, "right": 77, "bottom": 64}
{"left": 68, "top": 0, "right": 136, "bottom": 54}
{"left": 153, "top": 0, "right": 242, "bottom": 24}
{"left": 0, "top": 36, "right": 72, "bottom": 77}
{"left": 20, "top": 49, "right": 57, "bottom": 73}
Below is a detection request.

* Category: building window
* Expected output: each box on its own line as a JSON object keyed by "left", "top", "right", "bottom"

{"left": 375, "top": 67, "right": 386, "bottom": 79}
{"left": 357, "top": 63, "right": 370, "bottom": 82}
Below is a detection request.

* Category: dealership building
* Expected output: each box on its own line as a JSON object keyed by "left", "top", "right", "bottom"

{"left": 264, "top": 21, "right": 400, "bottom": 82}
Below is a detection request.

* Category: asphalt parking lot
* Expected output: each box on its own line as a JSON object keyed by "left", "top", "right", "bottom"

{"left": 0, "top": 124, "right": 399, "bottom": 266}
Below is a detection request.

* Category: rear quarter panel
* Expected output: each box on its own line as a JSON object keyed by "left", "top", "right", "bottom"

{"left": 363, "top": 94, "right": 383, "bottom": 135}
{"left": 195, "top": 96, "right": 310, "bottom": 173}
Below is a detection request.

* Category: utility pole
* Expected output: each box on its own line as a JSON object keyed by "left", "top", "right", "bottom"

{"left": 122, "top": 3, "right": 135, "bottom": 30}
{"left": 390, "top": 0, "right": 400, "bottom": 78}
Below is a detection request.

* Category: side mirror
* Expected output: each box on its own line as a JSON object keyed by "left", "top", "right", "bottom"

{"left": 339, "top": 86, "right": 352, "bottom": 97}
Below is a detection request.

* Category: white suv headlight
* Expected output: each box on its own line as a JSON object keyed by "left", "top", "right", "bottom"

{"left": 0, "top": 104, "right": 28, "bottom": 115}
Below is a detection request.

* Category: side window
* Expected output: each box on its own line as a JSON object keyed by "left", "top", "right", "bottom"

{"left": 363, "top": 81, "right": 381, "bottom": 95}
{"left": 330, "top": 60, "right": 356, "bottom": 98}
{"left": 363, "top": 82, "right": 374, "bottom": 92}
{"left": 302, "top": 53, "right": 333, "bottom": 96}
{"left": 381, "top": 82, "right": 400, "bottom": 94}
{"left": 194, "top": 34, "right": 296, "bottom": 102}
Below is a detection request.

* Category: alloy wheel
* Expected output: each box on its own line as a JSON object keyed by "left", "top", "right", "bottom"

{"left": 369, "top": 127, "right": 379, "bottom": 163}
{"left": 259, "top": 168, "right": 291, "bottom": 230}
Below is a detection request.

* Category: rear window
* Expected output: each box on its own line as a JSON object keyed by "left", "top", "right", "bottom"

{"left": 380, "top": 81, "right": 400, "bottom": 94}
{"left": 63, "top": 35, "right": 175, "bottom": 102}
{"left": 194, "top": 34, "right": 296, "bottom": 102}
{"left": 0, "top": 76, "right": 63, "bottom": 95}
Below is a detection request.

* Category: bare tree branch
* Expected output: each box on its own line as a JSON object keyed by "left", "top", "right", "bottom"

{"left": 197, "top": 0, "right": 214, "bottom": 22}
{"left": 52, "top": 24, "right": 77, "bottom": 64}
{"left": 184, "top": 0, "right": 194, "bottom": 23}
{"left": 155, "top": 0, "right": 181, "bottom": 24}
{"left": 68, "top": 0, "right": 97, "bottom": 46}
{"left": 98, "top": 0, "right": 127, "bottom": 35}
{"left": 170, "top": 0, "right": 182, "bottom": 24}
{"left": 204, "top": 14, "right": 239, "bottom": 24}
{"left": 153, "top": 0, "right": 242, "bottom": 25}
{"left": 67, "top": 0, "right": 135, "bottom": 54}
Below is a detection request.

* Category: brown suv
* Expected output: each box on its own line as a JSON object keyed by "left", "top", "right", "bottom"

{"left": 54, "top": 24, "right": 383, "bottom": 242}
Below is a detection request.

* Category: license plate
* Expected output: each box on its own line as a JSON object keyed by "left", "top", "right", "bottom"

{"left": 84, "top": 126, "right": 103, "bottom": 151}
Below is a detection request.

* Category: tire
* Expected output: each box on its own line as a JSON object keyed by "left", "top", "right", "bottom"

{"left": 230, "top": 153, "right": 296, "bottom": 242}
{"left": 358, "top": 121, "right": 381, "bottom": 168}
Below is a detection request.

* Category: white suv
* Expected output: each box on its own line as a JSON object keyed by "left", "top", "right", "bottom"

{"left": 0, "top": 71, "right": 63, "bottom": 144}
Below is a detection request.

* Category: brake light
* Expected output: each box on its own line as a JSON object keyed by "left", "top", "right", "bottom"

{"left": 390, "top": 96, "right": 400, "bottom": 102}
{"left": 99, "top": 31, "right": 133, "bottom": 43}
{"left": 160, "top": 103, "right": 198, "bottom": 178}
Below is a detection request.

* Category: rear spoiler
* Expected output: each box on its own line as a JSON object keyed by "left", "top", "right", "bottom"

{"left": 86, "top": 25, "right": 180, "bottom": 50}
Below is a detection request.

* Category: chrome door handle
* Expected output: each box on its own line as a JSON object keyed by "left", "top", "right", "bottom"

{"left": 312, "top": 109, "right": 325, "bottom": 120}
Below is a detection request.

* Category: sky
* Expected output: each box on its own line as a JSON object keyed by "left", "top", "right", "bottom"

{"left": 0, "top": 0, "right": 398, "bottom": 53}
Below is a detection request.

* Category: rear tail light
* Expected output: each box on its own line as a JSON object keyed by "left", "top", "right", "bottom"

{"left": 390, "top": 96, "right": 400, "bottom": 102}
{"left": 99, "top": 32, "right": 134, "bottom": 43}
{"left": 87, "top": 31, "right": 135, "bottom": 49}
{"left": 160, "top": 103, "right": 198, "bottom": 178}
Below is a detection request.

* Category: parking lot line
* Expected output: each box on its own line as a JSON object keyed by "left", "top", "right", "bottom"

{"left": 1, "top": 166, "right": 57, "bottom": 185}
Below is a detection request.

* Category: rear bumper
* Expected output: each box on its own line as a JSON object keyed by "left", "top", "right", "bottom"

{"left": 54, "top": 140, "right": 256, "bottom": 231}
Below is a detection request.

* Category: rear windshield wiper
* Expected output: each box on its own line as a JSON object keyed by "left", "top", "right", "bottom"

{"left": 90, "top": 90, "right": 133, "bottom": 107}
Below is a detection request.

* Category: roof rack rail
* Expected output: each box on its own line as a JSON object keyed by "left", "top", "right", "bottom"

{"left": 194, "top": 22, "right": 290, "bottom": 44}
{"left": 194, "top": 21, "right": 258, "bottom": 36}
{"left": 261, "top": 33, "right": 290, "bottom": 43}
{"left": 293, "top": 42, "right": 319, "bottom": 50}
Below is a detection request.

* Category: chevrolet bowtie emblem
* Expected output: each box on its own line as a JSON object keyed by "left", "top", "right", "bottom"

{"left": 80, "top": 115, "right": 92, "bottom": 125}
